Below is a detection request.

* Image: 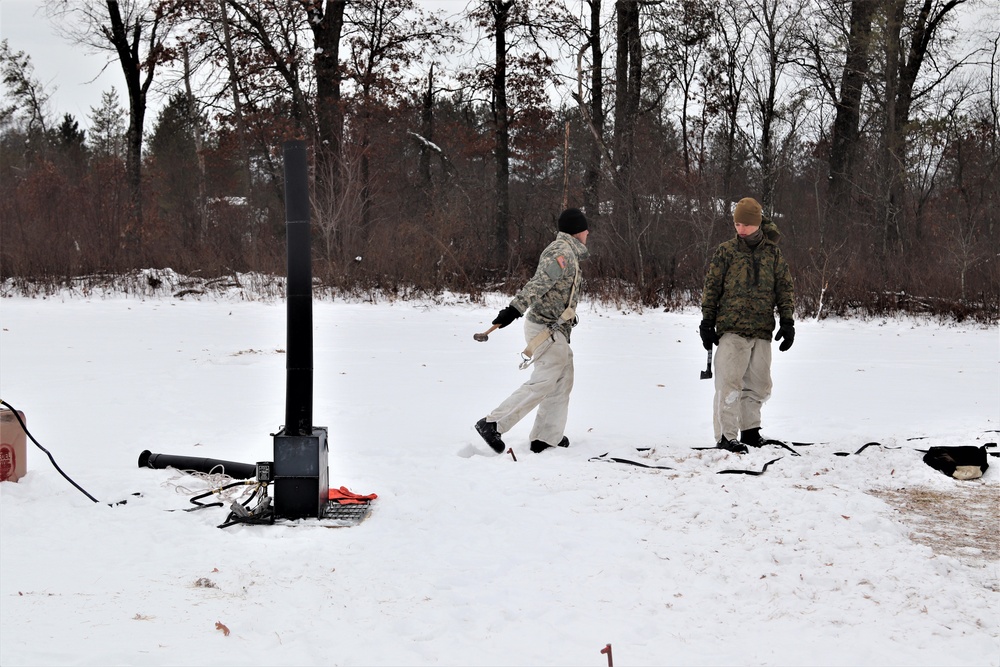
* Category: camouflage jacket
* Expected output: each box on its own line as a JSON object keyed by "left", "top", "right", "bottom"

{"left": 510, "top": 232, "right": 590, "bottom": 340}
{"left": 701, "top": 219, "right": 794, "bottom": 340}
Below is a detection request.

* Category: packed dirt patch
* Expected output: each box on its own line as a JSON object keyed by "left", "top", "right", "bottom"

{"left": 870, "top": 483, "right": 999, "bottom": 588}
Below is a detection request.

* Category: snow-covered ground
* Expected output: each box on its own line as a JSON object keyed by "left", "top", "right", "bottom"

{"left": 1, "top": 291, "right": 997, "bottom": 666}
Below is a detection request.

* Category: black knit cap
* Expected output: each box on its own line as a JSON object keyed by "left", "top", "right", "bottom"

{"left": 558, "top": 208, "right": 588, "bottom": 235}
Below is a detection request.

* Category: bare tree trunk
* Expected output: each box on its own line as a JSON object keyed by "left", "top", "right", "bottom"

{"left": 881, "top": 0, "right": 968, "bottom": 254}
{"left": 491, "top": 0, "right": 514, "bottom": 259}
{"left": 218, "top": 0, "right": 252, "bottom": 203}
{"left": 225, "top": 0, "right": 314, "bottom": 132}
{"left": 360, "top": 109, "right": 372, "bottom": 231}
{"left": 104, "top": 0, "right": 161, "bottom": 253}
{"left": 828, "top": 0, "right": 875, "bottom": 210}
{"left": 712, "top": 2, "right": 748, "bottom": 203}
{"left": 583, "top": 0, "right": 604, "bottom": 220}
{"left": 880, "top": 0, "right": 908, "bottom": 255}
{"left": 747, "top": 0, "right": 801, "bottom": 210}
{"left": 302, "top": 1, "right": 347, "bottom": 190}
{"left": 757, "top": 1, "right": 779, "bottom": 208}
{"left": 659, "top": 0, "right": 715, "bottom": 180}
{"left": 613, "top": 0, "right": 643, "bottom": 286}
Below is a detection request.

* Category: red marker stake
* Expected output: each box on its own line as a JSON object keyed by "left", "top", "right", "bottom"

{"left": 601, "top": 644, "right": 613, "bottom": 667}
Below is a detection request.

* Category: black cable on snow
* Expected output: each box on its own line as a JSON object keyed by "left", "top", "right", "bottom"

{"left": 1, "top": 399, "right": 100, "bottom": 504}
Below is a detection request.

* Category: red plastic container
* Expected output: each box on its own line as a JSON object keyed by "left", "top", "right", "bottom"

{"left": 0, "top": 408, "right": 27, "bottom": 482}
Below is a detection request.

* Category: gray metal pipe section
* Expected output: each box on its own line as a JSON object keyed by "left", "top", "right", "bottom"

{"left": 138, "top": 450, "right": 257, "bottom": 480}
{"left": 283, "top": 140, "right": 313, "bottom": 435}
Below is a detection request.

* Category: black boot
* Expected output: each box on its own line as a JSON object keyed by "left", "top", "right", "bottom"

{"left": 530, "top": 436, "right": 569, "bottom": 453}
{"left": 740, "top": 428, "right": 762, "bottom": 448}
{"left": 475, "top": 418, "right": 505, "bottom": 454}
{"left": 716, "top": 436, "right": 748, "bottom": 454}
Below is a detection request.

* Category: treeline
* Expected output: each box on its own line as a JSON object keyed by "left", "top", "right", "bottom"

{"left": 1, "top": 0, "right": 997, "bottom": 320}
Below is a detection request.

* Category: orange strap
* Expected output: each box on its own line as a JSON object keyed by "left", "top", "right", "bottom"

{"left": 328, "top": 486, "right": 378, "bottom": 504}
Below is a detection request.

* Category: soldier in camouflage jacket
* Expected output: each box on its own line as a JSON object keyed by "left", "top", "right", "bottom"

{"left": 475, "top": 209, "right": 591, "bottom": 455}
{"left": 700, "top": 197, "right": 795, "bottom": 453}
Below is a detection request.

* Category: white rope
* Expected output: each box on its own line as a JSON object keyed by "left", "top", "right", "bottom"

{"left": 161, "top": 466, "right": 249, "bottom": 503}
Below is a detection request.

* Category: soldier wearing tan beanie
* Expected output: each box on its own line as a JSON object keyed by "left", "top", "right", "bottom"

{"left": 732, "top": 197, "right": 763, "bottom": 226}
{"left": 699, "top": 197, "right": 795, "bottom": 453}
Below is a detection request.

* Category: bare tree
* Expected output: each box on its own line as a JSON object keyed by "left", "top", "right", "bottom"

{"left": 879, "top": 0, "right": 970, "bottom": 253}
{"left": 581, "top": 0, "right": 606, "bottom": 220}
{"left": 0, "top": 40, "right": 52, "bottom": 136}
{"left": 707, "top": 1, "right": 752, "bottom": 203}
{"left": 610, "top": 0, "right": 668, "bottom": 290}
{"left": 216, "top": 0, "right": 251, "bottom": 200}
{"left": 170, "top": 0, "right": 316, "bottom": 215}
{"left": 613, "top": 0, "right": 641, "bottom": 197}
{"left": 297, "top": 0, "right": 347, "bottom": 184}
{"left": 486, "top": 0, "right": 514, "bottom": 257}
{"left": 743, "top": 0, "right": 805, "bottom": 210}
{"left": 650, "top": 0, "right": 716, "bottom": 178}
{"left": 464, "top": 0, "right": 572, "bottom": 261}
{"left": 831, "top": 0, "right": 875, "bottom": 211}
{"left": 342, "top": 0, "right": 452, "bottom": 231}
{"left": 47, "top": 1, "right": 181, "bottom": 250}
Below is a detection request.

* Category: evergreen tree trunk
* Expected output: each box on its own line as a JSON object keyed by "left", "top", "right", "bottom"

{"left": 182, "top": 46, "right": 207, "bottom": 242}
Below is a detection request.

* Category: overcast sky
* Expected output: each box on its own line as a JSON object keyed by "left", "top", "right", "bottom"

{"left": 1, "top": 0, "right": 124, "bottom": 126}
{"left": 1, "top": 0, "right": 995, "bottom": 134}
{"left": 0, "top": 0, "right": 477, "bottom": 131}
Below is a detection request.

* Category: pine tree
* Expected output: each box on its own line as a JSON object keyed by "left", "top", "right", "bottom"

{"left": 88, "top": 89, "right": 127, "bottom": 161}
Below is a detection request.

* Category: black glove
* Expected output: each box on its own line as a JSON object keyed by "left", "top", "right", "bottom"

{"left": 699, "top": 319, "right": 720, "bottom": 351}
{"left": 775, "top": 318, "right": 795, "bottom": 351}
{"left": 492, "top": 305, "right": 522, "bottom": 329}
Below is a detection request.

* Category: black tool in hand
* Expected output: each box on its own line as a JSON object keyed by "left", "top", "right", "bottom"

{"left": 700, "top": 348, "right": 713, "bottom": 380}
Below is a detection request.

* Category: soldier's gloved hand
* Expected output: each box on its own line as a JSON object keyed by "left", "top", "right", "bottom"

{"left": 492, "top": 305, "right": 522, "bottom": 329}
{"left": 775, "top": 318, "right": 795, "bottom": 351}
{"left": 699, "top": 319, "right": 720, "bottom": 351}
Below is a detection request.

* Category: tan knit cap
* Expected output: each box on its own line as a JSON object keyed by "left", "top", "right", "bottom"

{"left": 733, "top": 197, "right": 762, "bottom": 226}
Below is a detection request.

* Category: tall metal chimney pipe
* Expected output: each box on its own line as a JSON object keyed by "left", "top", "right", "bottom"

{"left": 273, "top": 139, "right": 328, "bottom": 520}
{"left": 283, "top": 140, "right": 312, "bottom": 436}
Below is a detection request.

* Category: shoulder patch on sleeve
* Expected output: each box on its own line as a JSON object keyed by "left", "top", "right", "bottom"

{"left": 544, "top": 256, "right": 565, "bottom": 280}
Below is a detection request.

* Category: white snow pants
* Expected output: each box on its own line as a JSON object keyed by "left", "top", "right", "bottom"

{"left": 487, "top": 319, "right": 574, "bottom": 446}
{"left": 713, "top": 332, "right": 772, "bottom": 442}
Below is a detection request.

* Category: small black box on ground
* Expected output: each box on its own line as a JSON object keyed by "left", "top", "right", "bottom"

{"left": 273, "top": 426, "right": 328, "bottom": 520}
